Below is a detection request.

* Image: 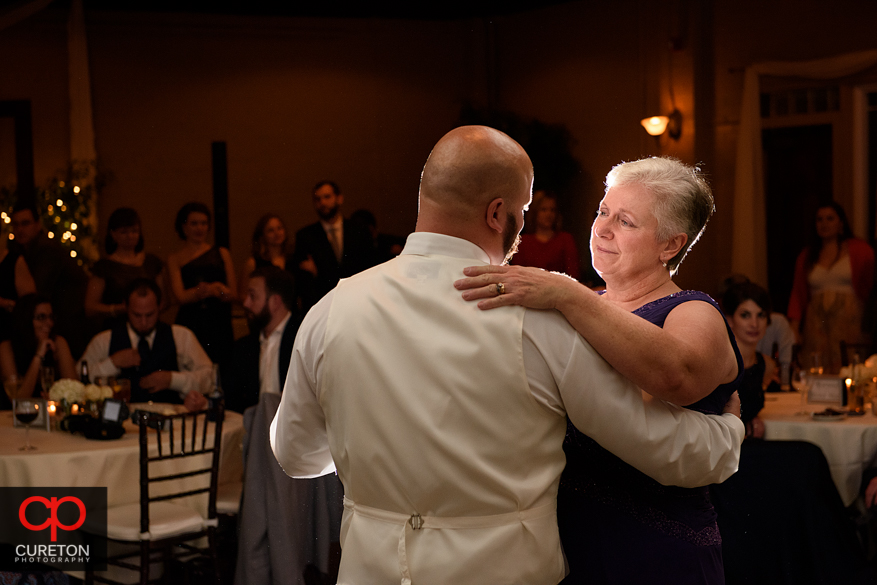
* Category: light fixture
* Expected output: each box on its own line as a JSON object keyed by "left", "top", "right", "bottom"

{"left": 640, "top": 109, "right": 682, "bottom": 140}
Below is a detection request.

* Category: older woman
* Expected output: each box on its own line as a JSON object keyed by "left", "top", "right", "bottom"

{"left": 455, "top": 157, "right": 741, "bottom": 584}
{"left": 788, "top": 202, "right": 874, "bottom": 373}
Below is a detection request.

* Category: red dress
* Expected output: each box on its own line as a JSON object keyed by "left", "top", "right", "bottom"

{"left": 512, "top": 232, "right": 580, "bottom": 279}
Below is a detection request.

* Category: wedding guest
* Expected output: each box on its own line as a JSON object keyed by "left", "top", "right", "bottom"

{"left": 292, "top": 181, "right": 372, "bottom": 313}
{"left": 512, "top": 190, "right": 580, "bottom": 279}
{"left": 788, "top": 202, "right": 874, "bottom": 373}
{"left": 78, "top": 278, "right": 213, "bottom": 404}
{"left": 0, "top": 239, "right": 36, "bottom": 342}
{"left": 0, "top": 294, "right": 76, "bottom": 408}
{"left": 9, "top": 201, "right": 89, "bottom": 357}
{"left": 167, "top": 202, "right": 236, "bottom": 372}
{"left": 227, "top": 266, "right": 299, "bottom": 413}
{"left": 85, "top": 207, "right": 164, "bottom": 331}
{"left": 456, "top": 157, "right": 741, "bottom": 584}
{"left": 238, "top": 213, "right": 293, "bottom": 300}
{"left": 712, "top": 280, "right": 869, "bottom": 585}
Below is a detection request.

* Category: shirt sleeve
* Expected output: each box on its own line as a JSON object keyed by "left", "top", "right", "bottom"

{"left": 270, "top": 290, "right": 336, "bottom": 479}
{"left": 523, "top": 309, "right": 744, "bottom": 488}
{"left": 169, "top": 325, "right": 214, "bottom": 397}
{"left": 77, "top": 330, "right": 121, "bottom": 379}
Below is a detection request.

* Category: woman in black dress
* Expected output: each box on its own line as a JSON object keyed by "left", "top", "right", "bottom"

{"left": 85, "top": 207, "right": 164, "bottom": 331}
{"left": 167, "top": 202, "right": 236, "bottom": 370}
{"left": 238, "top": 213, "right": 293, "bottom": 299}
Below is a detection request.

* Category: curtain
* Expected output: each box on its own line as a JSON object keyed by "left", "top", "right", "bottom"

{"left": 731, "top": 50, "right": 877, "bottom": 287}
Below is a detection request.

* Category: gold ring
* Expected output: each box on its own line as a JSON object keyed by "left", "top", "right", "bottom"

{"left": 496, "top": 282, "right": 506, "bottom": 295}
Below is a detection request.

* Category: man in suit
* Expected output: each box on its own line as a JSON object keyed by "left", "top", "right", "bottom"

{"left": 292, "top": 180, "right": 371, "bottom": 313}
{"left": 271, "top": 126, "right": 745, "bottom": 584}
{"left": 226, "top": 266, "right": 299, "bottom": 413}
{"left": 78, "top": 278, "right": 211, "bottom": 407}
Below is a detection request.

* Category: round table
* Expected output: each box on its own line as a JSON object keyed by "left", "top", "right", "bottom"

{"left": 761, "top": 392, "right": 877, "bottom": 506}
{"left": 0, "top": 409, "right": 243, "bottom": 508}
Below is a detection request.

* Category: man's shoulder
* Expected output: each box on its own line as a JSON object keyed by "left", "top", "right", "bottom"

{"left": 296, "top": 222, "right": 324, "bottom": 237}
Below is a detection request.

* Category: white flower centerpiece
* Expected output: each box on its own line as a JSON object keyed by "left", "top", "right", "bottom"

{"left": 48, "top": 380, "right": 113, "bottom": 421}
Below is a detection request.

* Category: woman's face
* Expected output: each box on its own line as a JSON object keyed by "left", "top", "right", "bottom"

{"left": 32, "top": 303, "right": 54, "bottom": 341}
{"left": 263, "top": 218, "right": 286, "bottom": 248}
{"left": 815, "top": 207, "right": 842, "bottom": 241}
{"left": 727, "top": 299, "right": 768, "bottom": 347}
{"left": 183, "top": 212, "right": 210, "bottom": 243}
{"left": 590, "top": 183, "right": 668, "bottom": 281}
{"left": 535, "top": 198, "right": 557, "bottom": 232}
{"left": 111, "top": 224, "right": 141, "bottom": 251}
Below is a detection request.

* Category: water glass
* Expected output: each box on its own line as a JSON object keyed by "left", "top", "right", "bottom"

{"left": 40, "top": 366, "right": 55, "bottom": 397}
{"left": 4, "top": 375, "right": 22, "bottom": 403}
{"left": 792, "top": 369, "right": 810, "bottom": 415}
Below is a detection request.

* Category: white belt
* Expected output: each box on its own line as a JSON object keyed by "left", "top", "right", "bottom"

{"left": 343, "top": 496, "right": 555, "bottom": 585}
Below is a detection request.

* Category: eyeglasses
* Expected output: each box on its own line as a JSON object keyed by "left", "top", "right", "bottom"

{"left": 33, "top": 313, "right": 54, "bottom": 321}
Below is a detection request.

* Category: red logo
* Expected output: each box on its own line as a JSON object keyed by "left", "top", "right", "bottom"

{"left": 19, "top": 496, "right": 86, "bottom": 542}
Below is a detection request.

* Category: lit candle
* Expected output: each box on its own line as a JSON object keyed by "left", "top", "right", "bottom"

{"left": 71, "top": 403, "right": 79, "bottom": 415}
{"left": 47, "top": 402, "right": 57, "bottom": 415}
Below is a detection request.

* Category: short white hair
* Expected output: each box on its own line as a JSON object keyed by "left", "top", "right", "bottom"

{"left": 605, "top": 157, "right": 714, "bottom": 275}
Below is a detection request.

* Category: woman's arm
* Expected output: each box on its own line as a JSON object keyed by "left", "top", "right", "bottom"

{"left": 53, "top": 336, "right": 77, "bottom": 380}
{"left": 456, "top": 265, "right": 738, "bottom": 406}
{"left": 0, "top": 340, "right": 16, "bottom": 381}
{"left": 167, "top": 252, "right": 209, "bottom": 305}
{"left": 84, "top": 276, "right": 125, "bottom": 319}
{"left": 217, "top": 247, "right": 238, "bottom": 302}
{"left": 14, "top": 256, "right": 37, "bottom": 297}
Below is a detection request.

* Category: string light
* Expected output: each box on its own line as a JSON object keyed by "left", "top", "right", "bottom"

{"left": 61, "top": 205, "right": 67, "bottom": 212}
{"left": 70, "top": 250, "right": 77, "bottom": 258}
{"left": 73, "top": 186, "right": 80, "bottom": 194}
{"left": 54, "top": 216, "right": 60, "bottom": 223}
{"left": 47, "top": 232, "right": 54, "bottom": 239}
{"left": 59, "top": 181, "right": 65, "bottom": 187}
{"left": 71, "top": 223, "right": 77, "bottom": 230}
{"left": 56, "top": 199, "right": 63, "bottom": 206}
{"left": 7, "top": 233, "right": 13, "bottom": 240}
{"left": 70, "top": 235, "right": 76, "bottom": 242}
{"left": 2, "top": 216, "right": 9, "bottom": 225}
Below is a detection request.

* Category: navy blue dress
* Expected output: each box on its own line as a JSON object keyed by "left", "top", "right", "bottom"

{"left": 558, "top": 290, "right": 743, "bottom": 585}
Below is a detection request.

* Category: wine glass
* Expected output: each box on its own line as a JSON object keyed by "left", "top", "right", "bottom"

{"left": 40, "top": 366, "right": 55, "bottom": 397}
{"left": 14, "top": 399, "right": 39, "bottom": 451}
{"left": 792, "top": 369, "right": 810, "bottom": 415}
{"left": 4, "top": 375, "right": 21, "bottom": 404}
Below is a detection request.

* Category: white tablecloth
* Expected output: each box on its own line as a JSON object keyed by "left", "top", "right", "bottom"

{"left": 761, "top": 392, "right": 877, "bottom": 506}
{"left": 0, "top": 410, "right": 243, "bottom": 504}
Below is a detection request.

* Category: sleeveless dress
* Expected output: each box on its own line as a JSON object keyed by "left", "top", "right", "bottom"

{"left": 91, "top": 254, "right": 163, "bottom": 330}
{"left": 558, "top": 290, "right": 743, "bottom": 585}
{"left": 175, "top": 247, "right": 234, "bottom": 369}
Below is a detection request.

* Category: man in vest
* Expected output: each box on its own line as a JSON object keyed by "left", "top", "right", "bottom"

{"left": 79, "top": 278, "right": 212, "bottom": 406}
{"left": 271, "top": 126, "right": 744, "bottom": 584}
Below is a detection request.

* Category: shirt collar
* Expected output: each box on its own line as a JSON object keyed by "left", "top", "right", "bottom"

{"left": 127, "top": 322, "right": 156, "bottom": 345}
{"left": 400, "top": 232, "right": 491, "bottom": 264}
{"left": 320, "top": 216, "right": 343, "bottom": 232}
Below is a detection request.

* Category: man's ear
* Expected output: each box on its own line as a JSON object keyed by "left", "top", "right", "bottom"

{"left": 267, "top": 293, "right": 283, "bottom": 315}
{"left": 660, "top": 233, "right": 688, "bottom": 265}
{"left": 486, "top": 198, "right": 505, "bottom": 235}
{"left": 336, "top": 193, "right": 344, "bottom": 207}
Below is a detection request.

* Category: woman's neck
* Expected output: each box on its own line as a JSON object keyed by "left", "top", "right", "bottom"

{"left": 736, "top": 339, "right": 758, "bottom": 368}
{"left": 110, "top": 248, "right": 139, "bottom": 262}
{"left": 603, "top": 269, "right": 678, "bottom": 312}
{"left": 534, "top": 226, "right": 555, "bottom": 242}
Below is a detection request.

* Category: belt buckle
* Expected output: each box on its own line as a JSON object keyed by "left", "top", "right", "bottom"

{"left": 409, "top": 513, "right": 423, "bottom": 530}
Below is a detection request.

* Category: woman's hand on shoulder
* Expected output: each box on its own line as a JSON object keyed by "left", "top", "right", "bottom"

{"left": 454, "top": 264, "right": 584, "bottom": 311}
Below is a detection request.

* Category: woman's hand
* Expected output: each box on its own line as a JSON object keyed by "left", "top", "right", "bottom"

{"left": 36, "top": 338, "right": 56, "bottom": 360}
{"left": 454, "top": 265, "right": 582, "bottom": 310}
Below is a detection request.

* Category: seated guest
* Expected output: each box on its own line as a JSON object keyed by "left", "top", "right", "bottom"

{"left": 226, "top": 267, "right": 298, "bottom": 413}
{"left": 10, "top": 200, "right": 89, "bottom": 357}
{"left": 85, "top": 207, "right": 164, "bottom": 330}
{"left": 238, "top": 213, "right": 294, "bottom": 300}
{"left": 0, "top": 239, "right": 37, "bottom": 342}
{"left": 78, "top": 278, "right": 212, "bottom": 404}
{"left": 0, "top": 294, "right": 76, "bottom": 408}
{"left": 712, "top": 281, "right": 867, "bottom": 584}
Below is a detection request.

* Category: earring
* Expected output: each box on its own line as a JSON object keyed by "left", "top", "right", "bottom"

{"left": 662, "top": 261, "right": 667, "bottom": 268}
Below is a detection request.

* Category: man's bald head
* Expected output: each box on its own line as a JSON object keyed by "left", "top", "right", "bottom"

{"left": 419, "top": 126, "right": 533, "bottom": 222}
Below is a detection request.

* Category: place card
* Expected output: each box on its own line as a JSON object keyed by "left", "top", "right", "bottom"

{"left": 808, "top": 375, "right": 845, "bottom": 404}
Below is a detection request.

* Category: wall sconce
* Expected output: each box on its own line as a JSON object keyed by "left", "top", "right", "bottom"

{"left": 640, "top": 109, "right": 682, "bottom": 140}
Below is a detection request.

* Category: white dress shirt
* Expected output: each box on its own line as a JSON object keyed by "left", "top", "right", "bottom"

{"left": 259, "top": 311, "right": 291, "bottom": 396}
{"left": 78, "top": 322, "right": 213, "bottom": 398}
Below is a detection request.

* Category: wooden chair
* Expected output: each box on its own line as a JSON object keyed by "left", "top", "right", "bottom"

{"left": 85, "top": 404, "right": 225, "bottom": 585}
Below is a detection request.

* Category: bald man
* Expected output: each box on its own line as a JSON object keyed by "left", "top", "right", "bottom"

{"left": 271, "top": 126, "right": 744, "bottom": 584}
